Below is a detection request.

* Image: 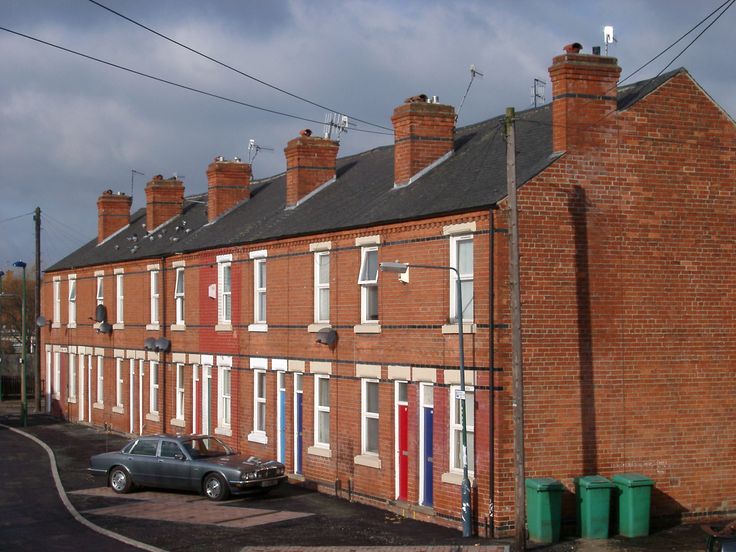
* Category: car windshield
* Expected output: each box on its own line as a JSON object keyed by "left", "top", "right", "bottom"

{"left": 181, "top": 437, "right": 233, "bottom": 459}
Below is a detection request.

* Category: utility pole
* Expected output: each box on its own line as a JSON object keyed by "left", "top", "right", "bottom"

{"left": 34, "top": 207, "right": 41, "bottom": 412}
{"left": 506, "top": 107, "right": 527, "bottom": 551}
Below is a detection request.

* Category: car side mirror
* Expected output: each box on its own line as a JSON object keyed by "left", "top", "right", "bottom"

{"left": 174, "top": 453, "right": 185, "bottom": 461}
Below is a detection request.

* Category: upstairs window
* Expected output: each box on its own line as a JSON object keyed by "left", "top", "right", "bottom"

{"left": 53, "top": 279, "right": 61, "bottom": 326}
{"left": 96, "top": 276, "right": 104, "bottom": 306}
{"left": 450, "top": 235, "right": 474, "bottom": 323}
{"left": 115, "top": 273, "right": 124, "bottom": 324}
{"left": 358, "top": 247, "right": 379, "bottom": 323}
{"left": 174, "top": 268, "right": 185, "bottom": 325}
{"left": 217, "top": 255, "right": 232, "bottom": 325}
{"left": 314, "top": 252, "right": 330, "bottom": 323}
{"left": 150, "top": 270, "right": 160, "bottom": 325}
{"left": 67, "top": 277, "right": 77, "bottom": 326}
{"left": 254, "top": 258, "right": 267, "bottom": 323}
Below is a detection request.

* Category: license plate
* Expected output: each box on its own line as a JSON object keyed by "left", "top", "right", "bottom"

{"left": 261, "top": 479, "right": 278, "bottom": 487}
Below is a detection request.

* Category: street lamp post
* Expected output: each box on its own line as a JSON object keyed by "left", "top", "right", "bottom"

{"left": 13, "top": 261, "right": 28, "bottom": 426}
{"left": 380, "top": 261, "right": 473, "bottom": 537}
{"left": 0, "top": 270, "right": 5, "bottom": 402}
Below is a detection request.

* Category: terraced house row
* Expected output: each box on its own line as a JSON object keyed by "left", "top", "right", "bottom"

{"left": 41, "top": 44, "right": 736, "bottom": 536}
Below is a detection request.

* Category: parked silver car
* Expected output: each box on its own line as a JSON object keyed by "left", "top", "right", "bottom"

{"left": 89, "top": 434, "right": 286, "bottom": 501}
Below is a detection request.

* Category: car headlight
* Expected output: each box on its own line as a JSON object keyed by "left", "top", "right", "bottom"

{"left": 241, "top": 472, "right": 256, "bottom": 481}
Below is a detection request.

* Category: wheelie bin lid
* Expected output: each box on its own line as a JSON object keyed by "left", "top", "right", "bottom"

{"left": 612, "top": 473, "right": 654, "bottom": 487}
{"left": 525, "top": 478, "right": 565, "bottom": 492}
{"left": 576, "top": 475, "right": 614, "bottom": 489}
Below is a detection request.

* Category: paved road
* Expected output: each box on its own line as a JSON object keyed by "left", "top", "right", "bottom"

{"left": 0, "top": 424, "right": 150, "bottom": 551}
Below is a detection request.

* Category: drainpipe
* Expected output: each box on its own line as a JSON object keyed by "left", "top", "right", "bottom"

{"left": 488, "top": 207, "right": 497, "bottom": 538}
{"left": 161, "top": 256, "right": 167, "bottom": 433}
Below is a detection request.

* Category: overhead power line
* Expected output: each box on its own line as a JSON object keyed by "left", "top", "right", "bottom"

{"left": 0, "top": 26, "right": 393, "bottom": 137}
{"left": 0, "top": 211, "right": 35, "bottom": 225}
{"left": 87, "top": 0, "right": 393, "bottom": 133}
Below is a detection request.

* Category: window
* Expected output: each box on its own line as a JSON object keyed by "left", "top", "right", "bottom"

{"left": 314, "top": 375, "right": 330, "bottom": 447}
{"left": 217, "top": 256, "right": 232, "bottom": 325}
{"left": 131, "top": 439, "right": 158, "bottom": 456}
{"left": 96, "top": 356, "right": 104, "bottom": 405}
{"left": 53, "top": 279, "right": 61, "bottom": 326}
{"left": 96, "top": 276, "right": 104, "bottom": 305}
{"left": 160, "top": 441, "right": 183, "bottom": 458}
{"left": 450, "top": 386, "right": 475, "bottom": 474}
{"left": 68, "top": 353, "right": 77, "bottom": 400}
{"left": 174, "top": 268, "right": 185, "bottom": 325}
{"left": 450, "top": 235, "right": 474, "bottom": 323}
{"left": 254, "top": 370, "right": 266, "bottom": 433}
{"left": 254, "top": 258, "right": 266, "bottom": 323}
{"left": 53, "top": 351, "right": 61, "bottom": 398}
{"left": 362, "top": 379, "right": 379, "bottom": 455}
{"left": 314, "top": 252, "right": 330, "bottom": 323}
{"left": 218, "top": 365, "right": 231, "bottom": 427}
{"left": 149, "top": 361, "right": 159, "bottom": 414}
{"left": 150, "top": 270, "right": 159, "bottom": 325}
{"left": 358, "top": 247, "right": 379, "bottom": 323}
{"left": 175, "top": 364, "right": 185, "bottom": 420}
{"left": 67, "top": 277, "right": 77, "bottom": 326}
{"left": 115, "top": 273, "right": 124, "bottom": 324}
{"left": 115, "top": 358, "right": 124, "bottom": 408}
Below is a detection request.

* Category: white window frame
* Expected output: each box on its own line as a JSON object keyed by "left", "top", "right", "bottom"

{"left": 67, "top": 276, "right": 77, "bottom": 327}
{"left": 96, "top": 356, "right": 104, "bottom": 406}
{"left": 53, "top": 351, "right": 61, "bottom": 399}
{"left": 174, "top": 267, "right": 185, "bottom": 325}
{"left": 150, "top": 270, "right": 160, "bottom": 325}
{"left": 449, "top": 385, "right": 475, "bottom": 475}
{"left": 450, "top": 235, "right": 474, "bottom": 323}
{"left": 358, "top": 246, "right": 379, "bottom": 323}
{"left": 96, "top": 275, "right": 104, "bottom": 306}
{"left": 53, "top": 278, "right": 61, "bottom": 327}
{"left": 314, "top": 251, "right": 330, "bottom": 323}
{"left": 68, "top": 353, "right": 77, "bottom": 400}
{"left": 149, "top": 361, "right": 159, "bottom": 414}
{"left": 115, "top": 272, "right": 124, "bottom": 325}
{"left": 254, "top": 258, "right": 267, "bottom": 323}
{"left": 175, "top": 363, "right": 185, "bottom": 420}
{"left": 314, "top": 375, "right": 330, "bottom": 448}
{"left": 217, "top": 254, "right": 232, "bottom": 327}
{"left": 254, "top": 369, "right": 267, "bottom": 433}
{"left": 115, "top": 358, "right": 124, "bottom": 408}
{"left": 361, "top": 379, "right": 380, "bottom": 455}
{"left": 218, "top": 364, "right": 232, "bottom": 429}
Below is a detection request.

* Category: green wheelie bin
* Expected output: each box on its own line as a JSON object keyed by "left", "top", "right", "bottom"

{"left": 575, "top": 475, "right": 614, "bottom": 539}
{"left": 612, "top": 473, "right": 654, "bottom": 537}
{"left": 526, "top": 478, "right": 565, "bottom": 543}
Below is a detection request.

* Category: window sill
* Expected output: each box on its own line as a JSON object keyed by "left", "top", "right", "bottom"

{"left": 67, "top": 322, "right": 77, "bottom": 329}
{"left": 307, "top": 323, "right": 331, "bottom": 333}
{"left": 170, "top": 417, "right": 186, "bottom": 428}
{"left": 354, "top": 324, "right": 381, "bottom": 334}
{"left": 354, "top": 454, "right": 382, "bottom": 469}
{"left": 113, "top": 323, "right": 125, "bottom": 330}
{"left": 112, "top": 405, "right": 125, "bottom": 414}
{"left": 248, "top": 323, "right": 268, "bottom": 332}
{"left": 215, "top": 323, "right": 233, "bottom": 332}
{"left": 441, "top": 471, "right": 475, "bottom": 486}
{"left": 52, "top": 323, "right": 61, "bottom": 329}
{"left": 93, "top": 402, "right": 104, "bottom": 410}
{"left": 170, "top": 323, "right": 186, "bottom": 332}
{"left": 247, "top": 431, "right": 268, "bottom": 445}
{"left": 53, "top": 393, "right": 60, "bottom": 400}
{"left": 146, "top": 323, "right": 160, "bottom": 331}
{"left": 67, "top": 397, "right": 77, "bottom": 404}
{"left": 145, "top": 412, "right": 160, "bottom": 422}
{"left": 441, "top": 323, "right": 476, "bottom": 335}
{"left": 307, "top": 445, "right": 332, "bottom": 458}
{"left": 215, "top": 426, "right": 232, "bottom": 437}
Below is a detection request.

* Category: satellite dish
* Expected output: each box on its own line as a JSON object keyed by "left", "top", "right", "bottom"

{"left": 36, "top": 315, "right": 48, "bottom": 328}
{"left": 155, "top": 337, "right": 171, "bottom": 352}
{"left": 144, "top": 337, "right": 156, "bottom": 351}
{"left": 98, "top": 322, "right": 113, "bottom": 334}
{"left": 95, "top": 304, "right": 107, "bottom": 323}
{"left": 315, "top": 328, "right": 337, "bottom": 347}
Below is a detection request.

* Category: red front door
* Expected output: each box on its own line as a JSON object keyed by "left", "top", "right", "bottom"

{"left": 398, "top": 403, "right": 409, "bottom": 501}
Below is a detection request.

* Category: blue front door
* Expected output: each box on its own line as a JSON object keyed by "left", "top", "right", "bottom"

{"left": 422, "top": 405, "right": 434, "bottom": 506}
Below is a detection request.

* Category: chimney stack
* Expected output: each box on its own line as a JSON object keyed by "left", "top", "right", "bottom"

{"left": 97, "top": 190, "right": 132, "bottom": 243}
{"left": 284, "top": 131, "right": 339, "bottom": 207}
{"left": 145, "top": 175, "right": 184, "bottom": 230}
{"left": 391, "top": 95, "right": 455, "bottom": 187}
{"left": 207, "top": 157, "right": 252, "bottom": 222}
{"left": 549, "top": 42, "right": 621, "bottom": 152}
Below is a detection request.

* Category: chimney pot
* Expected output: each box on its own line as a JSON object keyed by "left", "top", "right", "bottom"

{"left": 145, "top": 175, "right": 184, "bottom": 230}
{"left": 563, "top": 42, "right": 583, "bottom": 54}
{"left": 207, "top": 159, "right": 252, "bottom": 222}
{"left": 97, "top": 190, "right": 132, "bottom": 243}
{"left": 284, "top": 134, "right": 339, "bottom": 207}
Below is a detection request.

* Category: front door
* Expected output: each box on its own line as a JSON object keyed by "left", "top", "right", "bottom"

{"left": 420, "top": 383, "right": 434, "bottom": 507}
{"left": 396, "top": 381, "right": 409, "bottom": 501}
{"left": 202, "top": 365, "right": 211, "bottom": 434}
{"left": 78, "top": 354, "right": 85, "bottom": 422}
{"left": 294, "top": 373, "right": 303, "bottom": 475}
{"left": 129, "top": 359, "right": 135, "bottom": 434}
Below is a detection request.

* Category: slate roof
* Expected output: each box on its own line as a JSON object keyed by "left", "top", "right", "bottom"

{"left": 48, "top": 69, "right": 685, "bottom": 272}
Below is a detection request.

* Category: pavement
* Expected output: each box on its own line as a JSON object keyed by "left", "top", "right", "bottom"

{"left": 0, "top": 400, "right": 724, "bottom": 551}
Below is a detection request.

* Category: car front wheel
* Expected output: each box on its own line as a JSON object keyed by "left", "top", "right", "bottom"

{"left": 110, "top": 466, "right": 133, "bottom": 494}
{"left": 203, "top": 473, "right": 230, "bottom": 501}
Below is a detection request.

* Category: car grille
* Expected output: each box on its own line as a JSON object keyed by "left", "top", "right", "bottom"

{"left": 256, "top": 467, "right": 279, "bottom": 479}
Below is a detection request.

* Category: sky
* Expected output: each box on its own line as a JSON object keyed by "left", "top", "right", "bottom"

{"left": 1, "top": 0, "right": 734, "bottom": 271}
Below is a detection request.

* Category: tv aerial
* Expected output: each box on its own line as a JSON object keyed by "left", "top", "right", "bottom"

{"left": 323, "top": 113, "right": 352, "bottom": 140}
{"left": 456, "top": 64, "right": 484, "bottom": 122}
{"left": 604, "top": 25, "right": 616, "bottom": 55}
{"left": 248, "top": 139, "right": 274, "bottom": 163}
